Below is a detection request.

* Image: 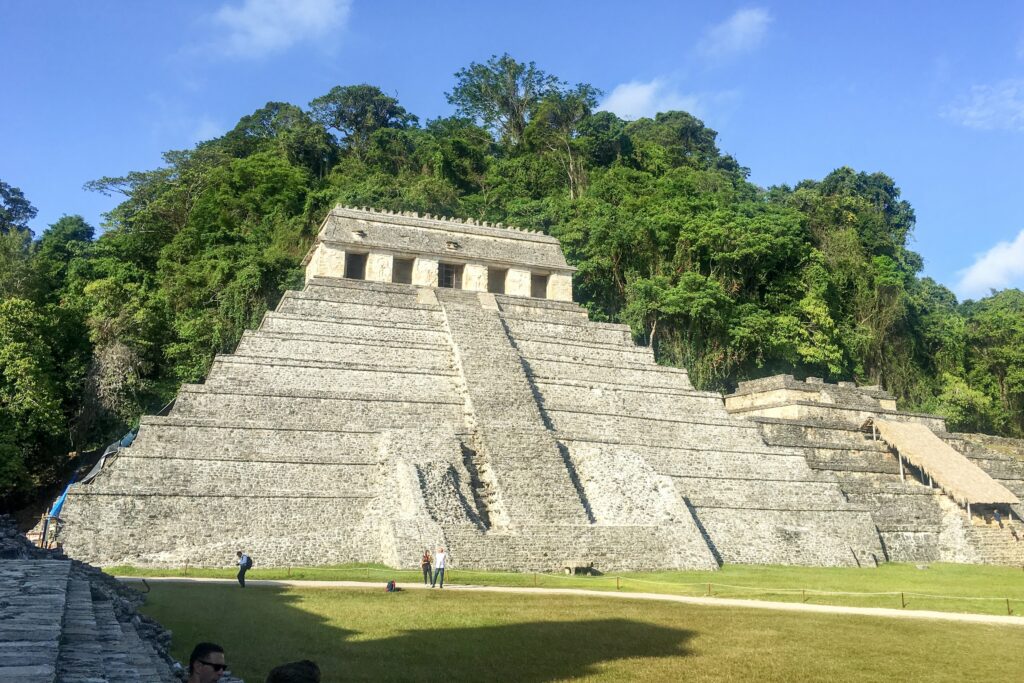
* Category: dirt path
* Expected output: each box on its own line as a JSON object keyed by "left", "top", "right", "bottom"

{"left": 118, "top": 576, "right": 1024, "bottom": 628}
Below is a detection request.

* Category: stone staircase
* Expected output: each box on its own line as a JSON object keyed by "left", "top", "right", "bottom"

{"left": 965, "top": 523, "right": 1024, "bottom": 566}
{"left": 0, "top": 560, "right": 182, "bottom": 683}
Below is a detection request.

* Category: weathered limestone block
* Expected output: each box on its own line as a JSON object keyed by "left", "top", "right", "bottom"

{"left": 365, "top": 252, "right": 394, "bottom": 282}
{"left": 505, "top": 268, "right": 532, "bottom": 297}
{"left": 306, "top": 243, "right": 345, "bottom": 281}
{"left": 546, "top": 272, "right": 573, "bottom": 302}
{"left": 462, "top": 263, "right": 488, "bottom": 292}
{"left": 412, "top": 257, "right": 438, "bottom": 287}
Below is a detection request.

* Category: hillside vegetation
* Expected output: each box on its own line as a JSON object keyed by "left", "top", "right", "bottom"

{"left": 1, "top": 55, "right": 1022, "bottom": 507}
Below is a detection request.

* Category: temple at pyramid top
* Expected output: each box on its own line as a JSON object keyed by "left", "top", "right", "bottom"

{"left": 304, "top": 205, "right": 575, "bottom": 301}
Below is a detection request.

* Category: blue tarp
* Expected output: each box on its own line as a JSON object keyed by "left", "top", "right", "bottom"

{"left": 119, "top": 429, "right": 137, "bottom": 448}
{"left": 49, "top": 480, "right": 75, "bottom": 518}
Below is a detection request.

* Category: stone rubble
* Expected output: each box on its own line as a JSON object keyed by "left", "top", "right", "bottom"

{"left": 0, "top": 516, "right": 244, "bottom": 682}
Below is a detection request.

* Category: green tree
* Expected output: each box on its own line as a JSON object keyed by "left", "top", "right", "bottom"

{"left": 309, "top": 85, "right": 418, "bottom": 150}
{"left": 961, "top": 290, "right": 1024, "bottom": 435}
{"left": 447, "top": 54, "right": 562, "bottom": 146}
{"left": 0, "top": 298, "right": 67, "bottom": 500}
{"left": 0, "top": 180, "right": 37, "bottom": 234}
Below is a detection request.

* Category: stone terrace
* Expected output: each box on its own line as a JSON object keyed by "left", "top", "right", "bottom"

{"left": 728, "top": 376, "right": 1024, "bottom": 566}
{"left": 59, "top": 277, "right": 719, "bottom": 571}
{"left": 0, "top": 517, "right": 196, "bottom": 683}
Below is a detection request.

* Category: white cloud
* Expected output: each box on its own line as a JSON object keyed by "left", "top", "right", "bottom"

{"left": 696, "top": 8, "right": 772, "bottom": 61}
{"left": 600, "top": 78, "right": 737, "bottom": 121}
{"left": 945, "top": 79, "right": 1024, "bottom": 131}
{"left": 210, "top": 0, "right": 351, "bottom": 59}
{"left": 600, "top": 79, "right": 701, "bottom": 120}
{"left": 955, "top": 229, "right": 1024, "bottom": 299}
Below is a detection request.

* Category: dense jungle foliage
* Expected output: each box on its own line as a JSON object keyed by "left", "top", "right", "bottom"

{"left": 2, "top": 55, "right": 1022, "bottom": 508}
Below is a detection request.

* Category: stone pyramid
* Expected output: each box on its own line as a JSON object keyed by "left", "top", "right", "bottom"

{"left": 58, "top": 206, "right": 884, "bottom": 571}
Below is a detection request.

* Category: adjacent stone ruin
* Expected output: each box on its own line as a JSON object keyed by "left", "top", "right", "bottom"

{"left": 0, "top": 516, "right": 196, "bottom": 683}
{"left": 727, "top": 375, "right": 1024, "bottom": 565}
{"left": 54, "top": 206, "right": 1024, "bottom": 571}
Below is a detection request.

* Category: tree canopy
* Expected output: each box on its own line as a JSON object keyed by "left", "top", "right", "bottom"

{"left": 1, "top": 54, "right": 1021, "bottom": 508}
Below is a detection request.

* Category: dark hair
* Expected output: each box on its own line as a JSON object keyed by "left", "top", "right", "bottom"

{"left": 266, "top": 659, "right": 321, "bottom": 683}
{"left": 189, "top": 642, "right": 224, "bottom": 673}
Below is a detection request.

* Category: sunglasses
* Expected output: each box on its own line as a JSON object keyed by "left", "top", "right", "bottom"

{"left": 198, "top": 660, "right": 227, "bottom": 672}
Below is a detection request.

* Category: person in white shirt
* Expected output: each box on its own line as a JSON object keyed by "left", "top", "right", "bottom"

{"left": 430, "top": 547, "right": 448, "bottom": 588}
{"left": 236, "top": 550, "right": 251, "bottom": 588}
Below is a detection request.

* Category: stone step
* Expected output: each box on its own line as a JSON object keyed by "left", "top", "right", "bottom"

{"left": 495, "top": 294, "right": 590, "bottom": 317}
{"left": 170, "top": 386, "right": 464, "bottom": 430}
{"left": 305, "top": 275, "right": 424, "bottom": 297}
{"left": 56, "top": 578, "right": 105, "bottom": 682}
{"left": 260, "top": 311, "right": 448, "bottom": 345}
{"left": 502, "top": 317, "right": 633, "bottom": 347}
{"left": 525, "top": 356, "right": 693, "bottom": 391}
{"left": 84, "top": 453, "right": 380, "bottom": 497}
{"left": 675, "top": 476, "right": 855, "bottom": 511}
{"left": 131, "top": 419, "right": 386, "bottom": 462}
{"left": 204, "top": 356, "right": 458, "bottom": 399}
{"left": 279, "top": 293, "right": 443, "bottom": 326}
{"left": 514, "top": 338, "right": 654, "bottom": 366}
{"left": 692, "top": 507, "right": 884, "bottom": 567}
{"left": 235, "top": 330, "right": 452, "bottom": 368}
{"left": 563, "top": 440, "right": 813, "bottom": 481}
{"left": 303, "top": 279, "right": 423, "bottom": 305}
{"left": 60, "top": 493, "right": 385, "bottom": 567}
{"left": 534, "top": 380, "right": 722, "bottom": 414}
{"left": 0, "top": 560, "right": 70, "bottom": 683}
{"left": 441, "top": 523, "right": 719, "bottom": 572}
{"left": 546, "top": 410, "right": 769, "bottom": 450}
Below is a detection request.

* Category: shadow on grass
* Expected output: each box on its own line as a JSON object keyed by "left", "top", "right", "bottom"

{"left": 347, "top": 617, "right": 694, "bottom": 681}
{"left": 141, "top": 583, "right": 695, "bottom": 682}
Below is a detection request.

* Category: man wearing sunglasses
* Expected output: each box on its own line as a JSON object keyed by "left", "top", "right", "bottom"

{"left": 188, "top": 642, "right": 227, "bottom": 683}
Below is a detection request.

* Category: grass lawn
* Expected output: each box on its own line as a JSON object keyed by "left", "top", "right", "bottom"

{"left": 112, "top": 562, "right": 1024, "bottom": 616}
{"left": 139, "top": 582, "right": 1023, "bottom": 682}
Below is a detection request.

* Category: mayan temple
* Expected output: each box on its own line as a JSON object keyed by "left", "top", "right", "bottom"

{"left": 56, "top": 206, "right": 1024, "bottom": 571}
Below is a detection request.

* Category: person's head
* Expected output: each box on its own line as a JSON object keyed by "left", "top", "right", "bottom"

{"left": 438, "top": 547, "right": 444, "bottom": 553}
{"left": 266, "top": 659, "right": 321, "bottom": 683}
{"left": 188, "top": 642, "right": 226, "bottom": 683}
{"left": 237, "top": 550, "right": 243, "bottom": 557}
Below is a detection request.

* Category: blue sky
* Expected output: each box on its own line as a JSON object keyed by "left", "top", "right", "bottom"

{"left": 4, "top": 1, "right": 1024, "bottom": 299}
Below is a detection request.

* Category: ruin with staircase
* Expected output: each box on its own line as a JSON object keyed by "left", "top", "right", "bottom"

{"left": 52, "top": 206, "right": 1024, "bottom": 572}
{"left": 726, "top": 375, "right": 1024, "bottom": 566}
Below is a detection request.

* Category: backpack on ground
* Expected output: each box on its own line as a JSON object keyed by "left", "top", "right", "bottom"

{"left": 386, "top": 580, "right": 397, "bottom": 592}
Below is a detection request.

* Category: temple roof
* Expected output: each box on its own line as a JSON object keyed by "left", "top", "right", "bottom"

{"left": 313, "top": 205, "right": 574, "bottom": 272}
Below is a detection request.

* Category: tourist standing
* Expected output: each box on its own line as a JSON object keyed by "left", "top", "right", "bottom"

{"left": 236, "top": 550, "right": 252, "bottom": 588}
{"left": 188, "top": 642, "right": 227, "bottom": 683}
{"left": 420, "top": 549, "right": 432, "bottom": 585}
{"left": 431, "top": 546, "right": 447, "bottom": 588}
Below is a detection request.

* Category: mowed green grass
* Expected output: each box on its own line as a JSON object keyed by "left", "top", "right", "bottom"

{"left": 112, "top": 562, "right": 1024, "bottom": 616}
{"left": 139, "top": 583, "right": 1023, "bottom": 682}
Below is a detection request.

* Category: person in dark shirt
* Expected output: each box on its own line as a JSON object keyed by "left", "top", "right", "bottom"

{"left": 421, "top": 549, "right": 432, "bottom": 585}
